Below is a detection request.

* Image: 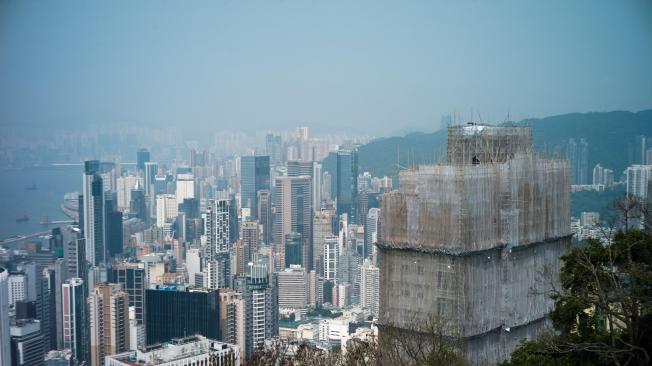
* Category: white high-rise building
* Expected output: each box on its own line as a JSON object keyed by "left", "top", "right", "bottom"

{"left": 156, "top": 194, "right": 178, "bottom": 228}
{"left": 7, "top": 273, "right": 27, "bottom": 307}
{"left": 323, "top": 235, "right": 339, "bottom": 282}
{"left": 626, "top": 165, "right": 652, "bottom": 199}
{"left": 175, "top": 173, "right": 195, "bottom": 204}
{"left": 116, "top": 175, "right": 140, "bottom": 211}
{"left": 360, "top": 260, "right": 380, "bottom": 317}
{"left": 0, "top": 268, "right": 11, "bottom": 366}
{"left": 277, "top": 265, "right": 308, "bottom": 310}
{"left": 63, "top": 278, "right": 87, "bottom": 364}
{"left": 186, "top": 247, "right": 202, "bottom": 287}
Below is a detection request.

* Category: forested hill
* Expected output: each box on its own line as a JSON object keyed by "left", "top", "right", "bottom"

{"left": 323, "top": 109, "right": 652, "bottom": 181}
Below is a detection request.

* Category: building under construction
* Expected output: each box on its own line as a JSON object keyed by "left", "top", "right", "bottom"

{"left": 378, "top": 125, "right": 571, "bottom": 365}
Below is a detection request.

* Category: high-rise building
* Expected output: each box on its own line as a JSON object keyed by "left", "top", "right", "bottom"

{"left": 312, "top": 210, "right": 335, "bottom": 277}
{"left": 62, "top": 226, "right": 85, "bottom": 281}
{"left": 240, "top": 155, "right": 270, "bottom": 219}
{"left": 277, "top": 265, "right": 308, "bottom": 310}
{"left": 143, "top": 162, "right": 158, "bottom": 198}
{"left": 0, "top": 268, "right": 11, "bottom": 366}
{"left": 566, "top": 138, "right": 589, "bottom": 184}
{"left": 336, "top": 149, "right": 358, "bottom": 223}
{"left": 256, "top": 190, "right": 272, "bottom": 245}
{"left": 365, "top": 208, "right": 380, "bottom": 262}
{"left": 129, "top": 180, "right": 147, "bottom": 222}
{"left": 156, "top": 194, "right": 178, "bottom": 228}
{"left": 233, "top": 263, "right": 277, "bottom": 358}
{"left": 9, "top": 319, "right": 43, "bottom": 366}
{"left": 136, "top": 148, "right": 150, "bottom": 173}
{"left": 323, "top": 234, "right": 338, "bottom": 283}
{"left": 8, "top": 273, "right": 27, "bottom": 307}
{"left": 360, "top": 260, "right": 379, "bottom": 318}
{"left": 205, "top": 199, "right": 231, "bottom": 289}
{"left": 116, "top": 175, "right": 139, "bottom": 212}
{"left": 104, "top": 194, "right": 124, "bottom": 258}
{"left": 592, "top": 164, "right": 615, "bottom": 187}
{"left": 283, "top": 232, "right": 302, "bottom": 268}
{"left": 265, "top": 134, "right": 283, "bottom": 166}
{"left": 83, "top": 160, "right": 107, "bottom": 266}
{"left": 106, "top": 335, "right": 240, "bottom": 366}
{"left": 218, "top": 289, "right": 246, "bottom": 354}
{"left": 62, "top": 278, "right": 88, "bottom": 364}
{"left": 88, "top": 283, "right": 130, "bottom": 366}
{"left": 110, "top": 263, "right": 146, "bottom": 324}
{"left": 273, "top": 175, "right": 312, "bottom": 270}
{"left": 379, "top": 125, "right": 570, "bottom": 364}
{"left": 145, "top": 286, "right": 220, "bottom": 345}
{"left": 313, "top": 163, "right": 322, "bottom": 211}
{"left": 635, "top": 135, "right": 648, "bottom": 165}
{"left": 175, "top": 173, "right": 195, "bottom": 205}
{"left": 242, "top": 221, "right": 260, "bottom": 262}
{"left": 626, "top": 165, "right": 652, "bottom": 199}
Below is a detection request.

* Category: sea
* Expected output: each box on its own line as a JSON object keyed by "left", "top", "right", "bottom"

{"left": 0, "top": 164, "right": 82, "bottom": 239}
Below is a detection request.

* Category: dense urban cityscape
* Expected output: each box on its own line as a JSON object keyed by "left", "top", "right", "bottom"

{"left": 1, "top": 1, "right": 651, "bottom": 365}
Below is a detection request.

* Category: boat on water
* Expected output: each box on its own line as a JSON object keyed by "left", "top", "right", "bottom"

{"left": 16, "top": 213, "right": 29, "bottom": 223}
{"left": 25, "top": 182, "right": 37, "bottom": 190}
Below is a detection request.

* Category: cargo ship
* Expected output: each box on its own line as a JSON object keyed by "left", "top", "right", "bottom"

{"left": 16, "top": 213, "right": 29, "bottom": 223}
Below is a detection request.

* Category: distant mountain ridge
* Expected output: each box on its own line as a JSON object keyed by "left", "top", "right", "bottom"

{"left": 323, "top": 109, "right": 652, "bottom": 181}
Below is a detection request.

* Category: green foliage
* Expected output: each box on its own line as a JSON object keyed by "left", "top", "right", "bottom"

{"left": 505, "top": 229, "right": 652, "bottom": 365}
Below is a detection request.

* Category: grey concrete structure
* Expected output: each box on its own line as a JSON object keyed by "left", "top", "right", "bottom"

{"left": 379, "top": 125, "right": 571, "bottom": 365}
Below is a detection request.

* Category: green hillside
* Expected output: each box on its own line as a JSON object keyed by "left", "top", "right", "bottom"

{"left": 323, "top": 109, "right": 652, "bottom": 182}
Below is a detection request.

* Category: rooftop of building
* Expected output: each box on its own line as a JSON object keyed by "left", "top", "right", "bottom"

{"left": 108, "top": 335, "right": 236, "bottom": 365}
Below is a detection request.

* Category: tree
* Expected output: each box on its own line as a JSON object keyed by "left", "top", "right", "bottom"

{"left": 246, "top": 315, "right": 468, "bottom": 366}
{"left": 504, "top": 229, "right": 652, "bottom": 366}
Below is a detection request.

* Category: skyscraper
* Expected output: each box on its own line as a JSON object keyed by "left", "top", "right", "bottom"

{"left": 566, "top": 138, "right": 589, "bottom": 184}
{"left": 143, "top": 162, "right": 158, "bottom": 198}
{"left": 83, "top": 160, "right": 107, "bottom": 266}
{"left": 218, "top": 289, "right": 246, "bottom": 353}
{"left": 379, "top": 125, "right": 570, "bottom": 364}
{"left": 205, "top": 199, "right": 231, "bottom": 289}
{"left": 277, "top": 265, "right": 308, "bottom": 310}
{"left": 233, "top": 264, "right": 276, "bottom": 358}
{"left": 88, "top": 283, "right": 130, "bottom": 366}
{"left": 175, "top": 173, "right": 195, "bottom": 205}
{"left": 365, "top": 208, "right": 380, "bottom": 262}
{"left": 273, "top": 176, "right": 312, "bottom": 270}
{"left": 312, "top": 210, "right": 335, "bottom": 276}
{"left": 129, "top": 180, "right": 147, "bottom": 222}
{"left": 9, "top": 319, "right": 43, "bottom": 366}
{"left": 111, "top": 263, "right": 146, "bottom": 324}
{"left": 0, "top": 268, "right": 11, "bottom": 366}
{"left": 283, "top": 232, "right": 302, "bottom": 268}
{"left": 145, "top": 286, "right": 220, "bottom": 345}
{"left": 323, "top": 234, "right": 338, "bottom": 284}
{"left": 265, "top": 134, "right": 283, "bottom": 166}
{"left": 242, "top": 221, "right": 260, "bottom": 263}
{"left": 240, "top": 155, "right": 270, "bottom": 219}
{"left": 136, "top": 148, "right": 150, "bottom": 173}
{"left": 62, "top": 278, "right": 88, "bottom": 364}
{"left": 360, "top": 260, "right": 379, "bottom": 318}
{"left": 336, "top": 149, "right": 358, "bottom": 223}
{"left": 104, "top": 194, "right": 123, "bottom": 258}
{"left": 256, "top": 190, "right": 272, "bottom": 245}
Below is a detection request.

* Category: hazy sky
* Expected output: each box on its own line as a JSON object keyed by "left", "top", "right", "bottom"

{"left": 1, "top": 0, "right": 651, "bottom": 137}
